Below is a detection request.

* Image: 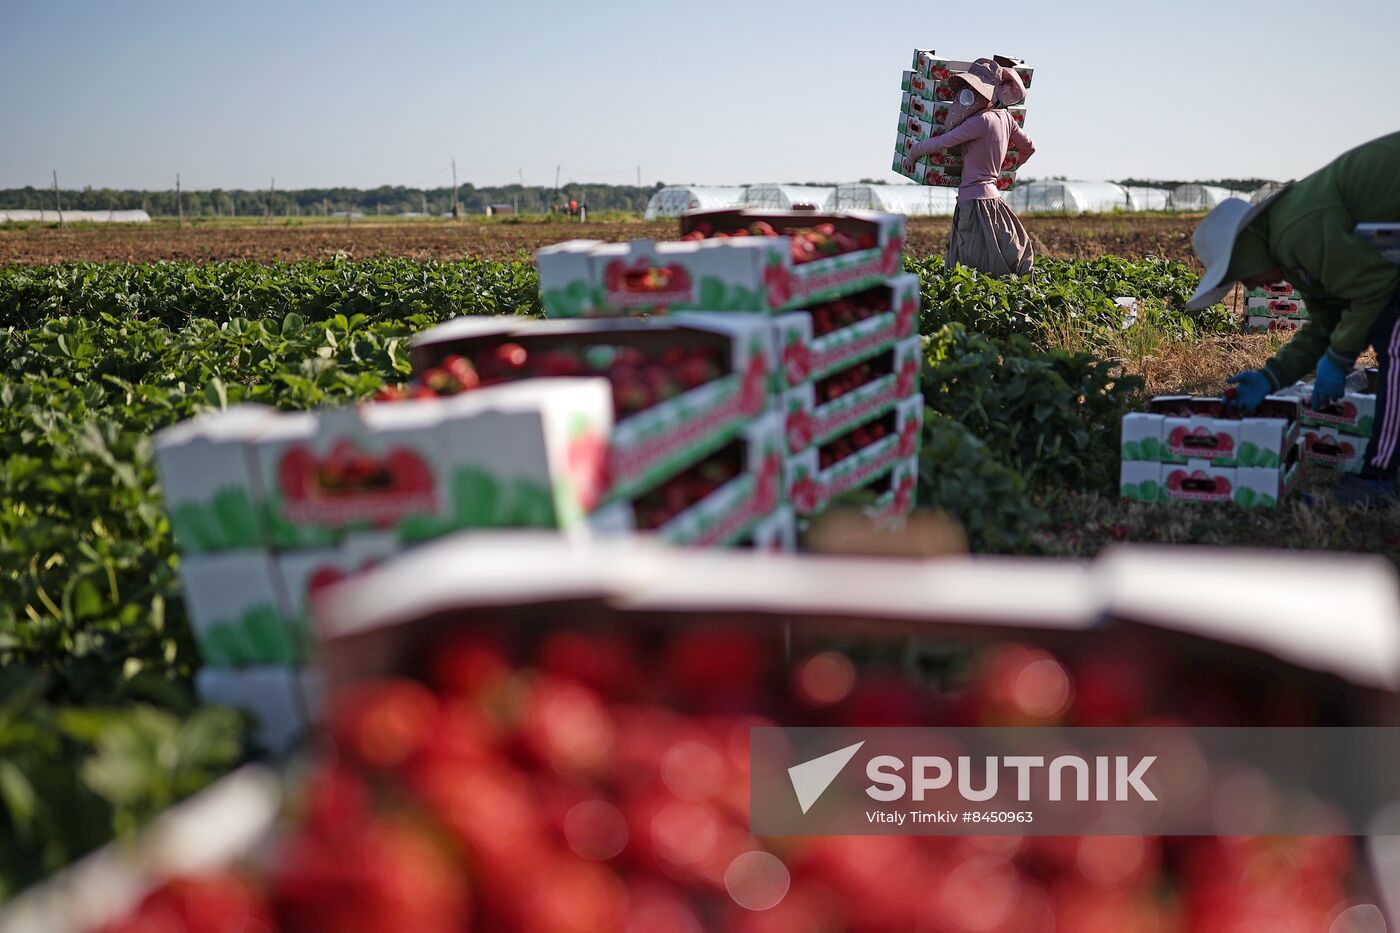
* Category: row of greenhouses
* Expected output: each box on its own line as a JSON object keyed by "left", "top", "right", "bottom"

{"left": 643, "top": 181, "right": 1265, "bottom": 218}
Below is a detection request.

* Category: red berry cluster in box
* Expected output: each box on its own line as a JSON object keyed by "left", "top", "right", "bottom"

{"left": 100, "top": 623, "right": 1360, "bottom": 933}
{"left": 633, "top": 445, "right": 743, "bottom": 530}
{"left": 378, "top": 343, "right": 728, "bottom": 419}
{"left": 814, "top": 352, "right": 889, "bottom": 404}
{"left": 808, "top": 286, "right": 893, "bottom": 338}
{"left": 818, "top": 410, "right": 894, "bottom": 470}
{"left": 679, "top": 220, "right": 877, "bottom": 266}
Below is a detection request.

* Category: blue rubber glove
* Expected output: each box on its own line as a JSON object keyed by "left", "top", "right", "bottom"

{"left": 1225, "top": 370, "right": 1271, "bottom": 413}
{"left": 1311, "top": 356, "right": 1347, "bottom": 411}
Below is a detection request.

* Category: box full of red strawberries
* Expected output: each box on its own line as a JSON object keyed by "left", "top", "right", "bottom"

{"left": 12, "top": 537, "right": 1400, "bottom": 933}
{"left": 536, "top": 210, "right": 906, "bottom": 317}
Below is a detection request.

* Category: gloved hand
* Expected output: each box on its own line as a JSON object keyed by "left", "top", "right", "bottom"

{"left": 1225, "top": 370, "right": 1271, "bottom": 413}
{"left": 1311, "top": 356, "right": 1348, "bottom": 411}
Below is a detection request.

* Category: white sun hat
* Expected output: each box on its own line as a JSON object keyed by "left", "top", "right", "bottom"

{"left": 1185, "top": 190, "right": 1287, "bottom": 310}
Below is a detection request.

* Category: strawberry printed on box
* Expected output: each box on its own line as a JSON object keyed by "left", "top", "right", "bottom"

{"left": 900, "top": 92, "right": 942, "bottom": 123}
{"left": 155, "top": 404, "right": 282, "bottom": 554}
{"left": 771, "top": 274, "right": 919, "bottom": 393}
{"left": 782, "top": 338, "right": 921, "bottom": 456}
{"left": 900, "top": 69, "right": 934, "bottom": 98}
{"left": 1120, "top": 395, "right": 1300, "bottom": 468}
{"left": 786, "top": 395, "right": 923, "bottom": 516}
{"left": 1301, "top": 425, "right": 1367, "bottom": 473}
{"left": 257, "top": 378, "right": 615, "bottom": 545}
{"left": 1246, "top": 296, "right": 1307, "bottom": 319}
{"left": 589, "top": 412, "right": 784, "bottom": 548}
{"left": 1245, "top": 280, "right": 1297, "bottom": 300}
{"left": 411, "top": 314, "right": 775, "bottom": 503}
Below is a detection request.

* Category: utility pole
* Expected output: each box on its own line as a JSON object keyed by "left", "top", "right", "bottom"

{"left": 554, "top": 164, "right": 560, "bottom": 215}
{"left": 421, "top": 192, "right": 428, "bottom": 215}
{"left": 637, "top": 165, "right": 641, "bottom": 189}
{"left": 451, "top": 159, "right": 459, "bottom": 219}
{"left": 265, "top": 178, "right": 275, "bottom": 225}
{"left": 176, "top": 173, "right": 184, "bottom": 227}
{"left": 52, "top": 170, "right": 63, "bottom": 227}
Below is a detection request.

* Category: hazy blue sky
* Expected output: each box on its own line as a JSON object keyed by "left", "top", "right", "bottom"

{"left": 4, "top": 0, "right": 1398, "bottom": 191}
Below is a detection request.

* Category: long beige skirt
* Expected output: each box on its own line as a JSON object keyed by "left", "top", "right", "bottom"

{"left": 945, "top": 196, "right": 1034, "bottom": 277}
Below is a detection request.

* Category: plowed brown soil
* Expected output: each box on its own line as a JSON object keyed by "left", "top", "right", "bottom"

{"left": 0, "top": 215, "right": 1204, "bottom": 266}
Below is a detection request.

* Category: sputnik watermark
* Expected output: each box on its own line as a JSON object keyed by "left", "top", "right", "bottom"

{"left": 865, "top": 754, "right": 1156, "bottom": 803}
{"left": 751, "top": 727, "right": 1400, "bottom": 836}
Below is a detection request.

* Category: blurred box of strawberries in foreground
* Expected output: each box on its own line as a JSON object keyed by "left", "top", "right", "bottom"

{"left": 5, "top": 535, "right": 1399, "bottom": 933}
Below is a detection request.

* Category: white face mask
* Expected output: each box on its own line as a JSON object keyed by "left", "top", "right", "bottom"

{"left": 957, "top": 88, "right": 977, "bottom": 107}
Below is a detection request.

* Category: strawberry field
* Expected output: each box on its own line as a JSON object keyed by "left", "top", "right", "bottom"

{"left": 3, "top": 243, "right": 1398, "bottom": 916}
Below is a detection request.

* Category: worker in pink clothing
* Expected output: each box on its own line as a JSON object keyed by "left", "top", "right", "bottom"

{"left": 903, "top": 58, "right": 1036, "bottom": 276}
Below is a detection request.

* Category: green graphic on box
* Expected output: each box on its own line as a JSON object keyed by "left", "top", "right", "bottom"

{"left": 155, "top": 405, "right": 281, "bottom": 554}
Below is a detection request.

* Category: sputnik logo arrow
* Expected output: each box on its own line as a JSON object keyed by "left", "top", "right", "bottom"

{"left": 788, "top": 741, "right": 864, "bottom": 814}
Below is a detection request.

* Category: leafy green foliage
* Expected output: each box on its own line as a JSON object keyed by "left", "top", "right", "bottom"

{"left": 0, "top": 258, "right": 541, "bottom": 329}
{"left": 921, "top": 324, "right": 1144, "bottom": 492}
{"left": 916, "top": 411, "right": 1046, "bottom": 552}
{"left": 907, "top": 255, "right": 1236, "bottom": 346}
{"left": 0, "top": 669, "right": 243, "bottom": 899}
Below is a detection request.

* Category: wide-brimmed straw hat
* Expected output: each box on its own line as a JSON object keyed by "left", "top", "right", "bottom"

{"left": 949, "top": 59, "right": 1000, "bottom": 103}
{"left": 1185, "top": 190, "right": 1287, "bottom": 309}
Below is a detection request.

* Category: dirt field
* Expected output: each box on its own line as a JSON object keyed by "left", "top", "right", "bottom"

{"left": 0, "top": 214, "right": 1204, "bottom": 266}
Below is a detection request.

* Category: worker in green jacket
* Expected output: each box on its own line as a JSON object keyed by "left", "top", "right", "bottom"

{"left": 1186, "top": 131, "right": 1400, "bottom": 507}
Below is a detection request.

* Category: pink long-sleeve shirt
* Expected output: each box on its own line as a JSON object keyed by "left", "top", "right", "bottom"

{"left": 929, "top": 109, "right": 1035, "bottom": 201}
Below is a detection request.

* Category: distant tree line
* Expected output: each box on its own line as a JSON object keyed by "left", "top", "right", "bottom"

{"left": 1115, "top": 178, "right": 1275, "bottom": 191}
{"left": 0, "top": 182, "right": 672, "bottom": 216}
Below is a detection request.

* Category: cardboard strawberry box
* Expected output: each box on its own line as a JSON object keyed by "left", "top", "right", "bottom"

{"left": 1301, "top": 425, "right": 1368, "bottom": 472}
{"left": 541, "top": 213, "right": 906, "bottom": 317}
{"left": 154, "top": 404, "right": 282, "bottom": 554}
{"left": 899, "top": 91, "right": 943, "bottom": 123}
{"left": 410, "top": 315, "right": 775, "bottom": 502}
{"left": 1247, "top": 316, "right": 1301, "bottom": 334}
{"left": 256, "top": 378, "right": 614, "bottom": 545}
{"left": 1245, "top": 280, "right": 1298, "bottom": 299}
{"left": 1246, "top": 296, "right": 1307, "bottom": 319}
{"left": 1119, "top": 395, "right": 1300, "bottom": 468}
{"left": 899, "top": 69, "right": 935, "bottom": 99}
{"left": 781, "top": 339, "right": 921, "bottom": 456}
{"left": 1294, "top": 369, "right": 1378, "bottom": 437}
{"left": 1120, "top": 453, "right": 1301, "bottom": 508}
{"left": 771, "top": 274, "right": 920, "bottom": 392}
{"left": 588, "top": 413, "right": 784, "bottom": 549}
{"left": 676, "top": 209, "right": 907, "bottom": 309}
{"left": 786, "top": 395, "right": 923, "bottom": 515}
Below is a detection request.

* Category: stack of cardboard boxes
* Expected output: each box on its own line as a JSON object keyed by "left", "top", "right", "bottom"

{"left": 536, "top": 208, "right": 923, "bottom": 531}
{"left": 1245, "top": 279, "right": 1307, "bottom": 334}
{"left": 1119, "top": 395, "right": 1302, "bottom": 507}
{"left": 893, "top": 49, "right": 1033, "bottom": 189}
{"left": 155, "top": 380, "right": 615, "bottom": 749}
